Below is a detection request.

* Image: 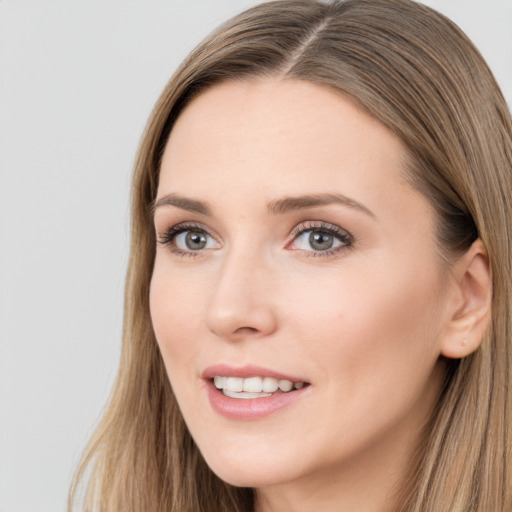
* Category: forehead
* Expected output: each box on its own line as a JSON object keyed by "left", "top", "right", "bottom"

{"left": 159, "top": 79, "right": 421, "bottom": 220}
{"left": 163, "top": 78, "right": 406, "bottom": 169}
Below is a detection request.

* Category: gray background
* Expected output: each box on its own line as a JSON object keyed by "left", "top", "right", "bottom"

{"left": 1, "top": 1, "right": 511, "bottom": 511}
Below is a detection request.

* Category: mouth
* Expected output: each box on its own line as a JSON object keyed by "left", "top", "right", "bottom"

{"left": 212, "top": 375, "right": 309, "bottom": 399}
{"left": 202, "top": 365, "right": 311, "bottom": 419}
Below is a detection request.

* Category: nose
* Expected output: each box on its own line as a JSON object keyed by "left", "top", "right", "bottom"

{"left": 204, "top": 249, "right": 278, "bottom": 341}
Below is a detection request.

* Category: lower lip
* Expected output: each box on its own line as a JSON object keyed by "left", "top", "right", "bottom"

{"left": 205, "top": 380, "right": 310, "bottom": 420}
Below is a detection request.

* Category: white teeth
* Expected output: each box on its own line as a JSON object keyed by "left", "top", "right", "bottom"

{"left": 262, "top": 377, "right": 279, "bottom": 392}
{"left": 214, "top": 375, "right": 306, "bottom": 396}
{"left": 226, "top": 377, "right": 244, "bottom": 392}
{"left": 223, "top": 390, "right": 272, "bottom": 399}
{"left": 242, "top": 376, "right": 263, "bottom": 392}
{"left": 214, "top": 376, "right": 225, "bottom": 389}
{"left": 278, "top": 379, "right": 293, "bottom": 392}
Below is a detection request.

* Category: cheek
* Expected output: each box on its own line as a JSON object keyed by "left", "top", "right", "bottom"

{"left": 283, "top": 256, "right": 444, "bottom": 404}
{"left": 149, "top": 266, "right": 212, "bottom": 436}
{"left": 288, "top": 255, "right": 440, "bottom": 334}
{"left": 149, "top": 264, "right": 204, "bottom": 377}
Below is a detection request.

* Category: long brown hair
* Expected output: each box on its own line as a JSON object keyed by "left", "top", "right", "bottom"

{"left": 69, "top": 1, "right": 512, "bottom": 510}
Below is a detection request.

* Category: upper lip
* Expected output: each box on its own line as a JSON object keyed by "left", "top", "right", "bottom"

{"left": 202, "top": 364, "right": 308, "bottom": 383}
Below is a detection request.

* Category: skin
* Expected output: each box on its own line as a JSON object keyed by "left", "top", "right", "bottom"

{"left": 150, "top": 79, "right": 464, "bottom": 512}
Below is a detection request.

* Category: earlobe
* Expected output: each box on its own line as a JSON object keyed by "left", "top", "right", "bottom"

{"left": 440, "top": 239, "right": 492, "bottom": 359}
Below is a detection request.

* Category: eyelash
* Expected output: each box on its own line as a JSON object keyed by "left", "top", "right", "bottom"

{"left": 157, "top": 222, "right": 212, "bottom": 259}
{"left": 289, "top": 221, "right": 354, "bottom": 257}
{"left": 157, "top": 221, "right": 354, "bottom": 258}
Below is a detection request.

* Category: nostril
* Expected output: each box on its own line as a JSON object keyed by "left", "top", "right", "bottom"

{"left": 234, "top": 326, "right": 260, "bottom": 335}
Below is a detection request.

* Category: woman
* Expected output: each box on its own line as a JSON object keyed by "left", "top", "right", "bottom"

{"left": 69, "top": 0, "right": 512, "bottom": 511}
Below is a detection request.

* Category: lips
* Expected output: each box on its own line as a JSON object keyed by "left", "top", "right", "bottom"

{"left": 202, "top": 364, "right": 307, "bottom": 382}
{"left": 202, "top": 364, "right": 311, "bottom": 420}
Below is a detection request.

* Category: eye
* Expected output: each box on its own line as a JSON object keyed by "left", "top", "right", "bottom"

{"left": 158, "top": 223, "right": 219, "bottom": 255}
{"left": 175, "top": 230, "right": 214, "bottom": 251}
{"left": 288, "top": 222, "right": 353, "bottom": 255}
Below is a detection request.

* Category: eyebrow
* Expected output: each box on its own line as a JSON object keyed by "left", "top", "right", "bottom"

{"left": 267, "top": 193, "right": 376, "bottom": 218}
{"left": 152, "top": 193, "right": 212, "bottom": 216}
{"left": 152, "top": 192, "right": 375, "bottom": 219}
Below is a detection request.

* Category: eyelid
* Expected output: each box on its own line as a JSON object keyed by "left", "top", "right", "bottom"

{"left": 157, "top": 222, "right": 221, "bottom": 257}
{"left": 286, "top": 221, "right": 354, "bottom": 256}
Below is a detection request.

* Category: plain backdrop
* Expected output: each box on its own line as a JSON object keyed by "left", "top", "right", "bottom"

{"left": 0, "top": 1, "right": 511, "bottom": 511}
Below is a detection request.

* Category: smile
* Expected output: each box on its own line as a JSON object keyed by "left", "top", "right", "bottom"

{"left": 203, "top": 365, "right": 311, "bottom": 420}
{"left": 213, "top": 375, "right": 307, "bottom": 399}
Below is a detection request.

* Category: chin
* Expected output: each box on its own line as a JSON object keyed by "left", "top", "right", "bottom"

{"left": 197, "top": 439, "right": 302, "bottom": 489}
{"left": 207, "top": 462, "right": 291, "bottom": 489}
{"left": 210, "top": 467, "right": 269, "bottom": 488}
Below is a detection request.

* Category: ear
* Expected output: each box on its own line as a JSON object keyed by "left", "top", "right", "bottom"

{"left": 440, "top": 239, "right": 492, "bottom": 359}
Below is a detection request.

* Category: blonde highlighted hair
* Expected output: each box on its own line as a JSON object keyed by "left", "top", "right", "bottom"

{"left": 70, "top": 1, "right": 512, "bottom": 510}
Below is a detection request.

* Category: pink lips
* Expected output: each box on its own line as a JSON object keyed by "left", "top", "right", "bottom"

{"left": 202, "top": 364, "right": 310, "bottom": 421}
{"left": 201, "top": 364, "right": 306, "bottom": 382}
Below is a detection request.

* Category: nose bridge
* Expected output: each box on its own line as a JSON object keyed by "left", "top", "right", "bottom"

{"left": 205, "top": 241, "right": 277, "bottom": 340}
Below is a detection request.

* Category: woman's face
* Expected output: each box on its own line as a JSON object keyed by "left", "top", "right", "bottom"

{"left": 150, "top": 79, "right": 452, "bottom": 492}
